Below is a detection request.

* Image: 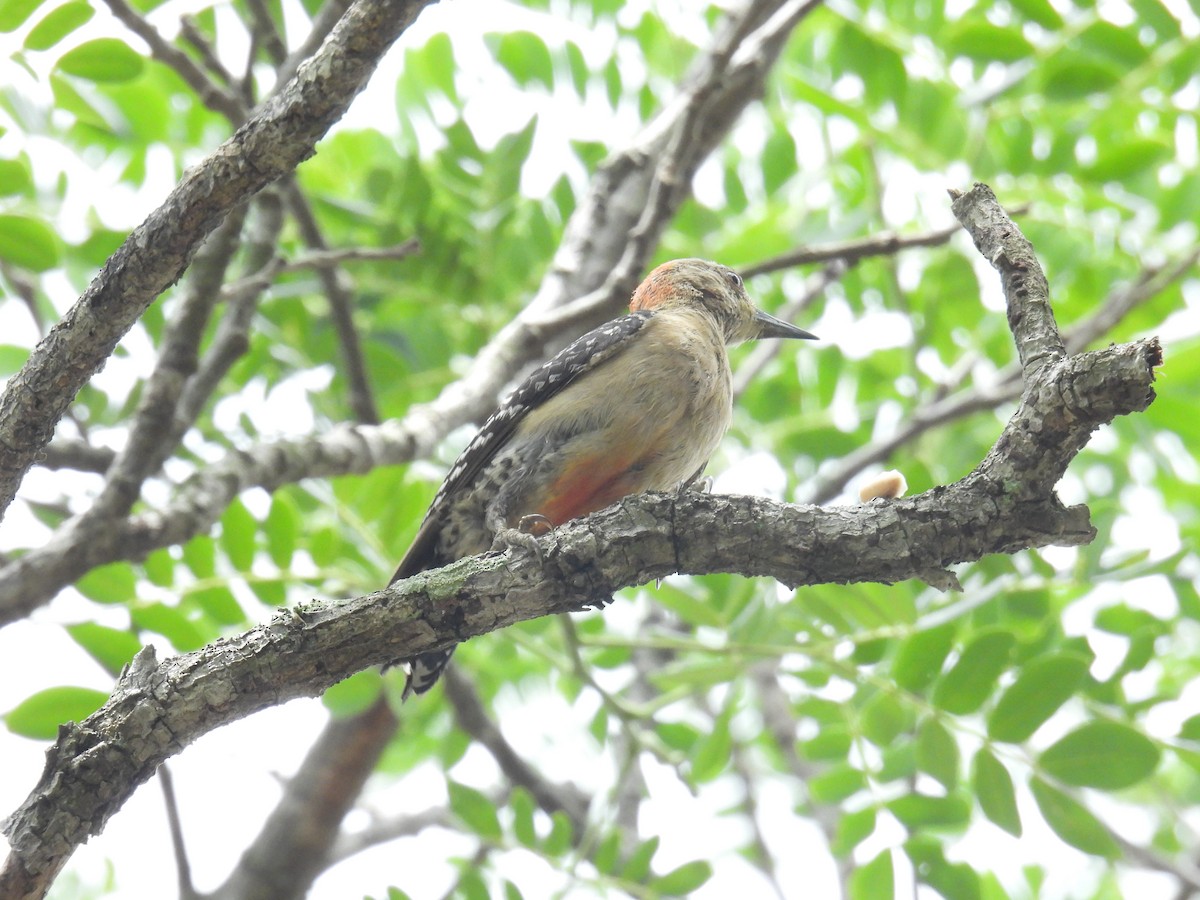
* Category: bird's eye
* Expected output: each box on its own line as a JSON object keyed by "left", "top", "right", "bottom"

{"left": 725, "top": 270, "right": 743, "bottom": 289}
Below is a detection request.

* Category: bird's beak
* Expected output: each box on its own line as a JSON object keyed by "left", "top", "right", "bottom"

{"left": 753, "top": 309, "right": 818, "bottom": 341}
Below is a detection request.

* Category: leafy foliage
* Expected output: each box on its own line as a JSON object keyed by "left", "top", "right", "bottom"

{"left": 1, "top": 0, "right": 1197, "bottom": 898}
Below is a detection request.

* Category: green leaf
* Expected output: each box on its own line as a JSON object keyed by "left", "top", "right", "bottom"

{"left": 221, "top": 499, "right": 257, "bottom": 572}
{"left": 831, "top": 807, "right": 877, "bottom": 857}
{"left": 24, "top": 1, "right": 92, "bottom": 49}
{"left": 892, "top": 623, "right": 956, "bottom": 692}
{"left": 656, "top": 721, "right": 700, "bottom": 752}
{"left": 916, "top": 717, "right": 959, "bottom": 790}
{"left": 130, "top": 602, "right": 207, "bottom": 650}
{"left": 185, "top": 585, "right": 245, "bottom": 626}
{"left": 809, "top": 762, "right": 866, "bottom": 803}
{"left": 651, "top": 860, "right": 712, "bottom": 896}
{"left": 457, "top": 868, "right": 488, "bottom": 900}
{"left": 987, "top": 652, "right": 1089, "bottom": 743}
{"left": 1009, "top": 0, "right": 1063, "bottom": 28}
{"left": 249, "top": 578, "right": 287, "bottom": 607}
{"left": 593, "top": 830, "right": 620, "bottom": 874}
{"left": 564, "top": 40, "right": 588, "bottom": 98}
{"left": 265, "top": 494, "right": 299, "bottom": 568}
{"left": 0, "top": 158, "right": 33, "bottom": 197}
{"left": 887, "top": 793, "right": 971, "bottom": 830}
{"left": 1179, "top": 714, "right": 1200, "bottom": 743}
{"left": 800, "top": 725, "right": 852, "bottom": 761}
{"left": 1084, "top": 139, "right": 1173, "bottom": 184}
{"left": 603, "top": 56, "right": 621, "bottom": 109}
{"left": 143, "top": 549, "right": 174, "bottom": 588}
{"left": 972, "top": 748, "right": 1021, "bottom": 837}
{"left": 322, "top": 670, "right": 381, "bottom": 717}
{"left": 1039, "top": 721, "right": 1160, "bottom": 790}
{"left": 309, "top": 525, "right": 341, "bottom": 568}
{"left": 1041, "top": 56, "right": 1122, "bottom": 100}
{"left": 690, "top": 707, "right": 732, "bottom": 782}
{"left": 56, "top": 38, "right": 145, "bottom": 82}
{"left": 488, "top": 31, "right": 553, "bottom": 89}
{"left": 65, "top": 623, "right": 142, "bottom": 675}
{"left": 183, "top": 534, "right": 216, "bottom": 579}
{"left": 448, "top": 781, "right": 502, "bottom": 841}
{"left": 0, "top": 344, "right": 28, "bottom": 375}
{"left": 1078, "top": 20, "right": 1150, "bottom": 67}
{"left": 542, "top": 810, "right": 573, "bottom": 856}
{"left": 762, "top": 127, "right": 797, "bottom": 194}
{"left": 932, "top": 630, "right": 1015, "bottom": 715}
{"left": 850, "top": 850, "right": 893, "bottom": 900}
{"left": 622, "top": 836, "right": 659, "bottom": 881}
{"left": 76, "top": 562, "right": 136, "bottom": 604}
{"left": 0, "top": 0, "right": 42, "bottom": 32}
{"left": 410, "top": 31, "right": 457, "bottom": 101}
{"left": 878, "top": 740, "right": 917, "bottom": 783}
{"left": 0, "top": 214, "right": 59, "bottom": 271}
{"left": 5, "top": 686, "right": 109, "bottom": 738}
{"left": 510, "top": 787, "right": 537, "bottom": 848}
{"left": 1029, "top": 777, "right": 1119, "bottom": 858}
{"left": 945, "top": 19, "right": 1034, "bottom": 62}
{"left": 905, "top": 836, "right": 982, "bottom": 900}
{"left": 860, "top": 690, "right": 911, "bottom": 746}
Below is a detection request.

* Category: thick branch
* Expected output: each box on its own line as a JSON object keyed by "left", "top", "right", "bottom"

{"left": 212, "top": 699, "right": 398, "bottom": 900}
{"left": 0, "top": 328, "right": 1159, "bottom": 894}
{"left": 0, "top": 0, "right": 438, "bottom": 522}
{"left": 951, "top": 183, "right": 1064, "bottom": 378}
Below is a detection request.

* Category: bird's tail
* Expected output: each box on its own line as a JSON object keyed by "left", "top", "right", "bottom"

{"left": 402, "top": 647, "right": 457, "bottom": 700}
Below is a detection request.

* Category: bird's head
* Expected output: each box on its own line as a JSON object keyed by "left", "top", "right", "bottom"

{"left": 629, "top": 258, "right": 818, "bottom": 345}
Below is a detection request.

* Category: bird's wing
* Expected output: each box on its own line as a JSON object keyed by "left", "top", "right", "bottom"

{"left": 390, "top": 310, "right": 654, "bottom": 583}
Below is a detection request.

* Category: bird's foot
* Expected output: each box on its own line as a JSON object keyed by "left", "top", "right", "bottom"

{"left": 492, "top": 514, "right": 555, "bottom": 563}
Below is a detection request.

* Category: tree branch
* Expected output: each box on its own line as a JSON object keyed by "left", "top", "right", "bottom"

{"left": 951, "top": 184, "right": 1064, "bottom": 379}
{"left": 211, "top": 699, "right": 398, "bottom": 900}
{"left": 3, "top": 182, "right": 1161, "bottom": 897}
{"left": 0, "top": 0, "right": 815, "bottom": 623}
{"left": 442, "top": 667, "right": 590, "bottom": 832}
{"left": 100, "top": 0, "right": 247, "bottom": 123}
{"left": 0, "top": 0, "right": 438, "bottom": 522}
{"left": 801, "top": 224, "right": 1190, "bottom": 506}
{"left": 283, "top": 182, "right": 382, "bottom": 424}
{"left": 0, "top": 339, "right": 1157, "bottom": 894}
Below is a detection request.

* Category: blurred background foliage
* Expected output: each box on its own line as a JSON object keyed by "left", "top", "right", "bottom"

{"left": 1, "top": 0, "right": 1198, "bottom": 897}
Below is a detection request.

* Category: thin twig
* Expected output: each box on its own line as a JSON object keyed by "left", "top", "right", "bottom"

{"left": 38, "top": 440, "right": 116, "bottom": 474}
{"left": 101, "top": 0, "right": 247, "bottom": 122}
{"left": 242, "top": 0, "right": 287, "bottom": 66}
{"left": 284, "top": 182, "right": 381, "bottom": 424}
{"left": 173, "top": 194, "right": 286, "bottom": 435}
{"left": 178, "top": 16, "right": 238, "bottom": 88}
{"left": 443, "top": 668, "right": 590, "bottom": 830}
{"left": 158, "top": 765, "right": 199, "bottom": 900}
{"left": 328, "top": 806, "right": 455, "bottom": 862}
{"left": 92, "top": 204, "right": 250, "bottom": 519}
{"left": 0, "top": 0, "right": 436, "bottom": 522}
{"left": 800, "top": 236, "right": 1192, "bottom": 506}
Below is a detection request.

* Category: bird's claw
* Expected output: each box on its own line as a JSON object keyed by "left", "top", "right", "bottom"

{"left": 492, "top": 514, "right": 555, "bottom": 564}
{"left": 518, "top": 513, "right": 554, "bottom": 536}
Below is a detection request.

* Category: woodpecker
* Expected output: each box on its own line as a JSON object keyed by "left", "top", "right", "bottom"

{"left": 391, "top": 258, "right": 817, "bottom": 697}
